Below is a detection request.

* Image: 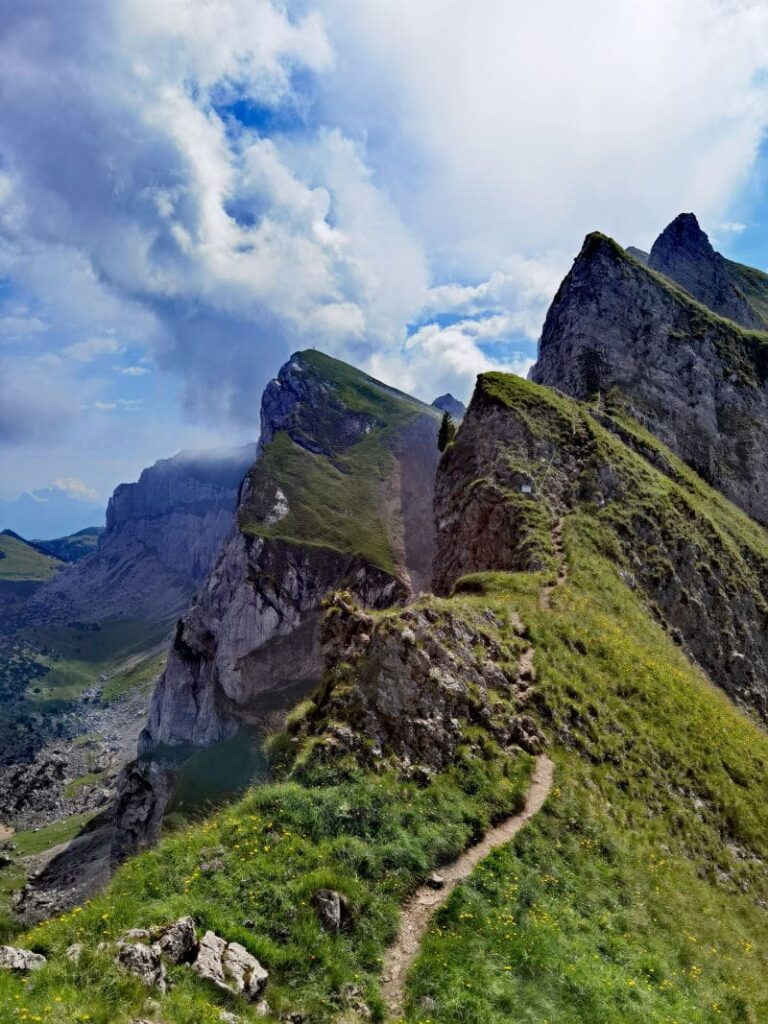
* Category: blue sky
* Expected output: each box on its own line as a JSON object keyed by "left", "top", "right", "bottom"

{"left": 1, "top": 0, "right": 768, "bottom": 536}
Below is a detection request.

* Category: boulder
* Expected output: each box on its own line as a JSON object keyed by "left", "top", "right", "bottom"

{"left": 116, "top": 942, "right": 167, "bottom": 992}
{"left": 192, "top": 930, "right": 268, "bottom": 1001}
{"left": 0, "top": 945, "right": 46, "bottom": 974}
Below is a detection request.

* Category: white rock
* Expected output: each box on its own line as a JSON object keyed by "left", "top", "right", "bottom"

{"left": 0, "top": 945, "right": 46, "bottom": 974}
{"left": 192, "top": 930, "right": 268, "bottom": 1001}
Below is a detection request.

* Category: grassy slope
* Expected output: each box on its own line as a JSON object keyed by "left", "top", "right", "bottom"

{"left": 405, "top": 376, "right": 768, "bottom": 1022}
{"left": 0, "top": 532, "right": 61, "bottom": 581}
{"left": 240, "top": 350, "right": 439, "bottom": 576}
{"left": 4, "top": 375, "right": 768, "bottom": 1022}
{"left": 0, "top": 750, "right": 532, "bottom": 1022}
{"left": 22, "top": 619, "right": 172, "bottom": 703}
{"left": 726, "top": 258, "right": 768, "bottom": 328}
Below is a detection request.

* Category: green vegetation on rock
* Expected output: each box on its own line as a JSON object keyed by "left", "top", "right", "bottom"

{"left": 240, "top": 350, "right": 439, "bottom": 576}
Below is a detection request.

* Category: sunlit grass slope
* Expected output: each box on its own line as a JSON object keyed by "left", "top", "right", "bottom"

{"left": 0, "top": 531, "right": 61, "bottom": 581}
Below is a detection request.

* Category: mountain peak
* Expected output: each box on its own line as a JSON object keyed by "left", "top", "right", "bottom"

{"left": 431, "top": 393, "right": 466, "bottom": 420}
{"left": 648, "top": 212, "right": 762, "bottom": 328}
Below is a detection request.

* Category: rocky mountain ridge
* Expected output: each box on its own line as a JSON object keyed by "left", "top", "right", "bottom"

{"left": 531, "top": 222, "right": 768, "bottom": 524}
{"left": 648, "top": 212, "right": 765, "bottom": 329}
{"left": 436, "top": 371, "right": 768, "bottom": 723}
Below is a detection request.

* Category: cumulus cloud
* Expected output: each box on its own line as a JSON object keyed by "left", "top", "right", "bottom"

{"left": 0, "top": 0, "right": 767, "bottom": 462}
{"left": 63, "top": 336, "right": 122, "bottom": 362}
{"left": 117, "top": 365, "right": 151, "bottom": 376}
{"left": 368, "top": 315, "right": 535, "bottom": 403}
{"left": 0, "top": 0, "right": 430, "bottom": 429}
{"left": 319, "top": 0, "right": 768, "bottom": 269}
{"left": 0, "top": 314, "right": 47, "bottom": 342}
{"left": 52, "top": 477, "right": 98, "bottom": 501}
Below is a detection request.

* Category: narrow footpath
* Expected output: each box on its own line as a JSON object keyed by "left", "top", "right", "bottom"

{"left": 382, "top": 516, "right": 567, "bottom": 1019}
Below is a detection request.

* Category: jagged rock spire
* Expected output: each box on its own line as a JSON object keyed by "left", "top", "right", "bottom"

{"left": 648, "top": 213, "right": 762, "bottom": 329}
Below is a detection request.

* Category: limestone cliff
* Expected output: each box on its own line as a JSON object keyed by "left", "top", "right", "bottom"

{"left": 530, "top": 230, "right": 768, "bottom": 524}
{"left": 29, "top": 445, "right": 255, "bottom": 624}
{"left": 141, "top": 351, "right": 440, "bottom": 750}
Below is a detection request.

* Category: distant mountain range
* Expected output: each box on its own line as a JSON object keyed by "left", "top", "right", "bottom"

{"left": 0, "top": 486, "right": 104, "bottom": 540}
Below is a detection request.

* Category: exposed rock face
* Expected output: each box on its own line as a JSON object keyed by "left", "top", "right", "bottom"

{"left": 531, "top": 231, "right": 768, "bottom": 524}
{"left": 30, "top": 445, "right": 255, "bottom": 623}
{"left": 648, "top": 213, "right": 763, "bottom": 329}
{"left": 142, "top": 351, "right": 440, "bottom": 751}
{"left": 434, "top": 371, "right": 768, "bottom": 724}
{"left": 431, "top": 393, "right": 466, "bottom": 420}
{"left": 295, "top": 591, "right": 541, "bottom": 771}
{"left": 143, "top": 536, "right": 404, "bottom": 748}
{"left": 625, "top": 245, "right": 649, "bottom": 265}
{"left": 116, "top": 941, "right": 167, "bottom": 992}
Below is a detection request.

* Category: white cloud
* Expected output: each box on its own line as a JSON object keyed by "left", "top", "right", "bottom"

{"left": 319, "top": 0, "right": 768, "bottom": 267}
{"left": 717, "top": 221, "right": 749, "bottom": 233}
{"left": 63, "top": 336, "right": 122, "bottom": 362}
{"left": 94, "top": 398, "right": 144, "bottom": 411}
{"left": 52, "top": 476, "right": 97, "bottom": 501}
{"left": 117, "top": 365, "right": 151, "bottom": 376}
{"left": 0, "top": 314, "right": 47, "bottom": 342}
{"left": 0, "top": 355, "right": 78, "bottom": 443}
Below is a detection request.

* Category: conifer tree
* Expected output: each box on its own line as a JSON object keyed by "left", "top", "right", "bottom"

{"left": 438, "top": 411, "right": 456, "bottom": 452}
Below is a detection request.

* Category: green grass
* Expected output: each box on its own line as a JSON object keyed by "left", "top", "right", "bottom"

{"left": 0, "top": 756, "right": 532, "bottom": 1023}
{"left": 13, "top": 814, "right": 96, "bottom": 857}
{"left": 242, "top": 430, "right": 400, "bottom": 573}
{"left": 23, "top": 619, "right": 172, "bottom": 702}
{"left": 101, "top": 649, "right": 167, "bottom": 703}
{"left": 0, "top": 862, "right": 27, "bottom": 939}
{"left": 0, "top": 532, "right": 61, "bottom": 581}
{"left": 404, "top": 525, "right": 768, "bottom": 1022}
{"left": 726, "top": 258, "right": 768, "bottom": 327}
{"left": 63, "top": 773, "right": 107, "bottom": 798}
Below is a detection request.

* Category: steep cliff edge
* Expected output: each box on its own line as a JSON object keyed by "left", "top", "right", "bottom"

{"left": 141, "top": 351, "right": 440, "bottom": 750}
{"left": 435, "top": 372, "right": 768, "bottom": 723}
{"left": 530, "top": 229, "right": 768, "bottom": 523}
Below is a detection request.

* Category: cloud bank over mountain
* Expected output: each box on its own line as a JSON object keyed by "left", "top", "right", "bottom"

{"left": 1, "top": 0, "right": 768, "bottom": 501}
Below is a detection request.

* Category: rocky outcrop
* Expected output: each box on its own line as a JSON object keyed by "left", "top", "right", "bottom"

{"left": 141, "top": 351, "right": 440, "bottom": 752}
{"left": 192, "top": 931, "right": 268, "bottom": 1001}
{"left": 434, "top": 371, "right": 768, "bottom": 724}
{"left": 648, "top": 213, "right": 763, "bottom": 329}
{"left": 292, "top": 590, "right": 542, "bottom": 772}
{"left": 30, "top": 445, "right": 255, "bottom": 623}
{"left": 143, "top": 536, "right": 404, "bottom": 748}
{"left": 531, "top": 230, "right": 768, "bottom": 524}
